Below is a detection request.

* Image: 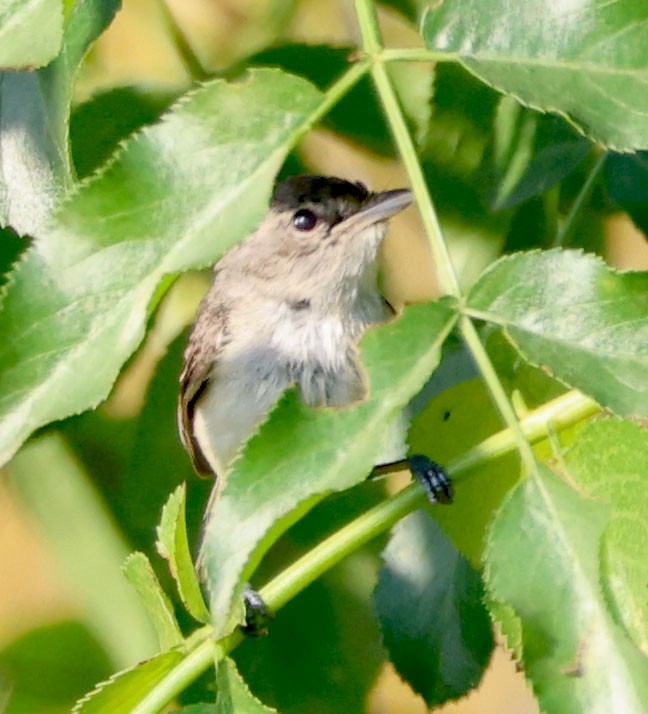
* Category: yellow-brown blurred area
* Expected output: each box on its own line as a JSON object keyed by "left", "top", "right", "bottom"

{"left": 2, "top": 1, "right": 648, "bottom": 712}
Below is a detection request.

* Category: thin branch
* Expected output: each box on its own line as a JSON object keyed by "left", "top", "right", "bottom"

{"left": 553, "top": 149, "right": 607, "bottom": 248}
{"left": 354, "top": 0, "right": 461, "bottom": 297}
{"left": 459, "top": 317, "right": 538, "bottom": 474}
{"left": 157, "top": 0, "right": 209, "bottom": 82}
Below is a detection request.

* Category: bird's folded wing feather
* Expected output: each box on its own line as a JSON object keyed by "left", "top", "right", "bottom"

{"left": 178, "top": 301, "right": 230, "bottom": 476}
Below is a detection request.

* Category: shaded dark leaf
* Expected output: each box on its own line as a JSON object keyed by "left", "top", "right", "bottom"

{"left": 375, "top": 510, "right": 493, "bottom": 707}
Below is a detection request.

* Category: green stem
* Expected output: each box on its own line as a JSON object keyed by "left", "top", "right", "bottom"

{"left": 374, "top": 59, "right": 460, "bottom": 296}
{"left": 354, "top": 0, "right": 460, "bottom": 297}
{"left": 459, "top": 317, "right": 538, "bottom": 474}
{"left": 354, "top": 0, "right": 383, "bottom": 54}
{"left": 354, "top": 0, "right": 534, "bottom": 468}
{"left": 451, "top": 389, "right": 598, "bottom": 473}
{"left": 260, "top": 484, "right": 416, "bottom": 611}
{"left": 543, "top": 183, "right": 560, "bottom": 244}
{"left": 261, "top": 390, "right": 599, "bottom": 614}
{"left": 158, "top": 0, "right": 209, "bottom": 82}
{"left": 132, "top": 389, "right": 599, "bottom": 713}
{"left": 131, "top": 638, "right": 215, "bottom": 714}
{"left": 310, "top": 60, "right": 371, "bottom": 127}
{"left": 553, "top": 149, "right": 607, "bottom": 248}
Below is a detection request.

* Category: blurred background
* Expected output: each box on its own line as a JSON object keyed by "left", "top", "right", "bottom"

{"left": 2, "top": 1, "right": 648, "bottom": 712}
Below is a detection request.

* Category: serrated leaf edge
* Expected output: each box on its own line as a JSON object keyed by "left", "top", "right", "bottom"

{"left": 70, "top": 649, "right": 184, "bottom": 714}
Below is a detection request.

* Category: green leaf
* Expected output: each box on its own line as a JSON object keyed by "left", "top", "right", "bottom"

{"left": 171, "top": 706, "right": 217, "bottom": 714}
{"left": 485, "top": 464, "right": 648, "bottom": 713}
{"left": 483, "top": 327, "right": 566, "bottom": 410}
{"left": 421, "top": 62, "right": 498, "bottom": 183}
{"left": 157, "top": 484, "right": 210, "bottom": 623}
{"left": 484, "top": 598, "right": 523, "bottom": 661}
{"left": 468, "top": 250, "right": 648, "bottom": 417}
{"left": 0, "top": 68, "right": 323, "bottom": 467}
{"left": 216, "top": 657, "right": 278, "bottom": 714}
{"left": 248, "top": 44, "right": 393, "bottom": 155}
{"left": 0, "top": 0, "right": 63, "bottom": 68}
{"left": 70, "top": 85, "right": 178, "bottom": 179}
{"left": 0, "top": 70, "right": 64, "bottom": 234}
{"left": 605, "top": 152, "right": 648, "bottom": 238}
{"left": 422, "top": 0, "right": 648, "bottom": 151}
{"left": 408, "top": 378, "right": 520, "bottom": 564}
{"left": 0, "top": 0, "right": 120, "bottom": 235}
{"left": 202, "top": 300, "right": 457, "bottom": 636}
{"left": 0, "top": 621, "right": 111, "bottom": 714}
{"left": 122, "top": 552, "right": 183, "bottom": 651}
{"left": 564, "top": 417, "right": 648, "bottom": 655}
{"left": 8, "top": 433, "right": 158, "bottom": 668}
{"left": 374, "top": 510, "right": 493, "bottom": 707}
{"left": 72, "top": 650, "right": 184, "bottom": 714}
{"left": 389, "top": 59, "right": 433, "bottom": 149}
{"left": 235, "top": 487, "right": 387, "bottom": 714}
{"left": 480, "top": 98, "right": 591, "bottom": 211}
{"left": 0, "top": 226, "right": 26, "bottom": 287}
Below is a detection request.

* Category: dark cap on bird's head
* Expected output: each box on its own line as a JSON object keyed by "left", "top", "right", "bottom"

{"left": 272, "top": 175, "right": 370, "bottom": 210}
{"left": 271, "top": 175, "right": 412, "bottom": 229}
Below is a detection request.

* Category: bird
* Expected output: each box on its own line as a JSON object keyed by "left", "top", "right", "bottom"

{"left": 177, "top": 175, "right": 452, "bottom": 630}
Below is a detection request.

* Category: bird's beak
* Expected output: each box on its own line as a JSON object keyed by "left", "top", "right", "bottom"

{"left": 346, "top": 188, "right": 413, "bottom": 229}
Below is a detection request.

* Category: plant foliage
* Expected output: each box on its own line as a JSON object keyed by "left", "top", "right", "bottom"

{"left": 1, "top": 1, "right": 647, "bottom": 713}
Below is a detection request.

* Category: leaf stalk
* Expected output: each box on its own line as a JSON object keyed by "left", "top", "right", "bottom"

{"left": 553, "top": 149, "right": 607, "bottom": 248}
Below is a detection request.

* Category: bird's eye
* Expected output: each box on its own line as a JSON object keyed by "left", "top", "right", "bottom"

{"left": 292, "top": 208, "right": 318, "bottom": 231}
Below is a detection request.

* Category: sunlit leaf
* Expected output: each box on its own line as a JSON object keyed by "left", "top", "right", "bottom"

{"left": 0, "top": 0, "right": 63, "bottom": 68}
{"left": 423, "top": 0, "right": 648, "bottom": 150}
{"left": 157, "top": 484, "right": 210, "bottom": 623}
{"left": 0, "top": 68, "right": 323, "bottom": 467}
{"left": 72, "top": 650, "right": 184, "bottom": 714}
{"left": 122, "top": 552, "right": 183, "bottom": 651}
{"left": 0, "top": 0, "right": 120, "bottom": 235}
{"left": 564, "top": 417, "right": 648, "bottom": 655}
{"left": 485, "top": 465, "right": 648, "bottom": 713}
{"left": 468, "top": 250, "right": 648, "bottom": 416}
{"left": 408, "top": 378, "right": 520, "bottom": 565}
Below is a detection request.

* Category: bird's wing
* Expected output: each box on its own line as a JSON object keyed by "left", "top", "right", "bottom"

{"left": 177, "top": 301, "right": 230, "bottom": 477}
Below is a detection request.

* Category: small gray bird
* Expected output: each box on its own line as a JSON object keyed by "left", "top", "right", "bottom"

{"left": 178, "top": 175, "right": 452, "bottom": 499}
